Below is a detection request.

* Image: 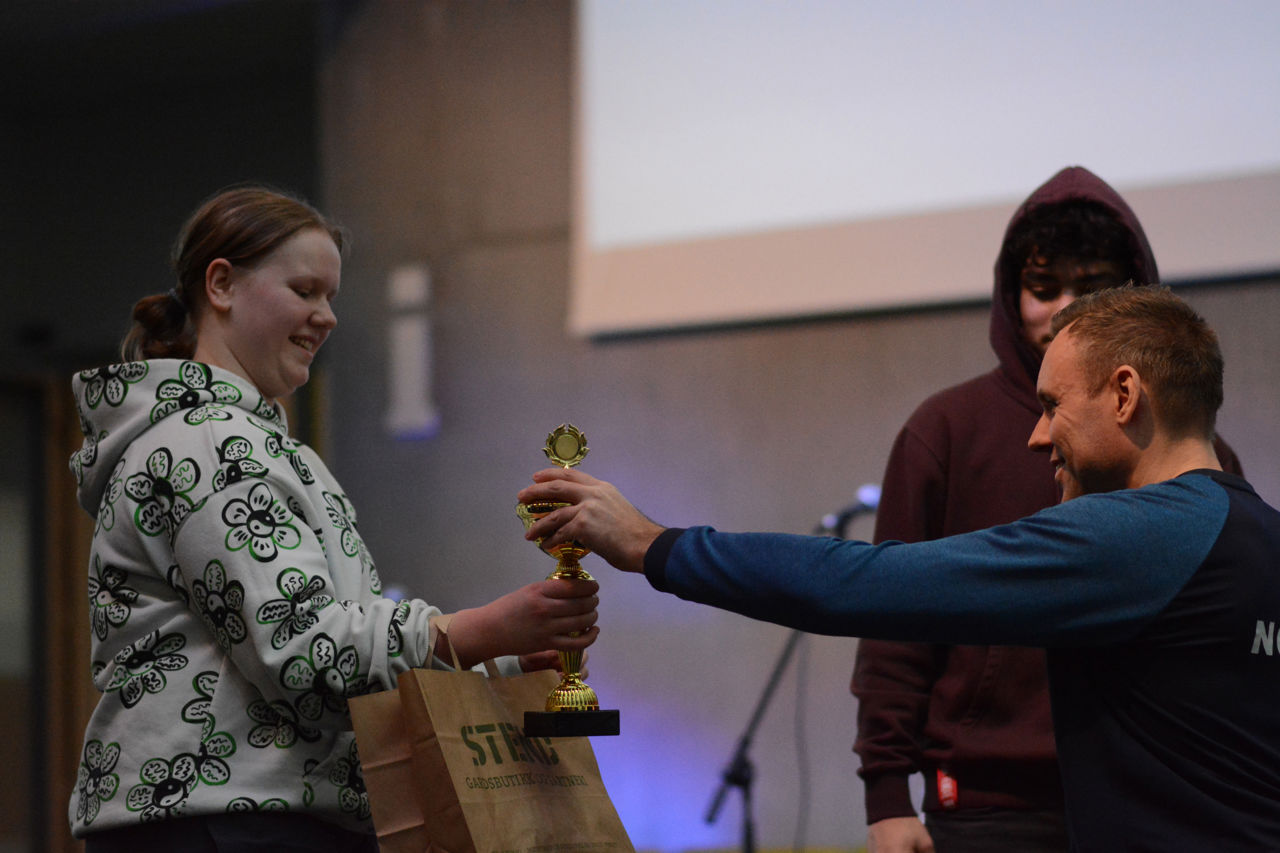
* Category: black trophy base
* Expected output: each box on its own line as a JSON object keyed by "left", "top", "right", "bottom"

{"left": 524, "top": 709, "right": 620, "bottom": 737}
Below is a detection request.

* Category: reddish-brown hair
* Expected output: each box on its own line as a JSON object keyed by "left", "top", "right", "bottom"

{"left": 121, "top": 185, "right": 344, "bottom": 361}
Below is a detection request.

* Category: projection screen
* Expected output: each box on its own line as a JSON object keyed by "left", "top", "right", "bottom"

{"left": 570, "top": 0, "right": 1280, "bottom": 337}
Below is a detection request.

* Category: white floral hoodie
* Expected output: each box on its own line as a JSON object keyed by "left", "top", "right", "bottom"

{"left": 68, "top": 359, "right": 464, "bottom": 837}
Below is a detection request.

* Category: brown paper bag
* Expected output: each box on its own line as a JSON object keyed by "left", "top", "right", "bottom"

{"left": 398, "top": 663, "right": 634, "bottom": 853}
{"left": 349, "top": 686, "right": 433, "bottom": 853}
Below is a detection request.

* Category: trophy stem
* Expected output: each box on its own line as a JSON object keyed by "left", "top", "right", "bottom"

{"left": 546, "top": 563, "right": 599, "bottom": 712}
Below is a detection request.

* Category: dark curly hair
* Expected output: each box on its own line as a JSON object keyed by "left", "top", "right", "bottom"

{"left": 1005, "top": 200, "right": 1139, "bottom": 283}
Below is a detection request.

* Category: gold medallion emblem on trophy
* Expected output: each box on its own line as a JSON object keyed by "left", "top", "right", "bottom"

{"left": 516, "top": 424, "right": 621, "bottom": 737}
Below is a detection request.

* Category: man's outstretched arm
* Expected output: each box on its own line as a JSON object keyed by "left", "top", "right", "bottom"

{"left": 521, "top": 468, "right": 1229, "bottom": 648}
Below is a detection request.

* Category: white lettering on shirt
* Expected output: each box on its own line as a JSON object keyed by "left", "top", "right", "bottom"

{"left": 1252, "top": 620, "right": 1276, "bottom": 656}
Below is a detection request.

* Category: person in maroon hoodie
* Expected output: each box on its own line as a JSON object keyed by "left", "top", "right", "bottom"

{"left": 850, "top": 166, "right": 1242, "bottom": 853}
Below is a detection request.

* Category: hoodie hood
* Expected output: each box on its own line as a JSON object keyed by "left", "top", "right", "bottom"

{"left": 70, "top": 359, "right": 285, "bottom": 516}
{"left": 990, "top": 166, "right": 1159, "bottom": 407}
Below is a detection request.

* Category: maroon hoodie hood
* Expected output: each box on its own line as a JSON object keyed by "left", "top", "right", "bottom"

{"left": 989, "top": 166, "right": 1159, "bottom": 409}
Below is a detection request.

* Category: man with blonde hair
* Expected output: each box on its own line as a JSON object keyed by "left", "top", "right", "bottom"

{"left": 519, "top": 287, "right": 1280, "bottom": 851}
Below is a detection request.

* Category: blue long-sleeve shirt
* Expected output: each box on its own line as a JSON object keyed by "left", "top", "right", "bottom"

{"left": 644, "top": 470, "right": 1280, "bottom": 852}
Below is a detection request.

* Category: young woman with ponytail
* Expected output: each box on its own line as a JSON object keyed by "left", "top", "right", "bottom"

{"left": 68, "top": 186, "right": 599, "bottom": 852}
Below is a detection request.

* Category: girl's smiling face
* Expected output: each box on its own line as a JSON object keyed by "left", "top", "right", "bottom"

{"left": 195, "top": 227, "right": 341, "bottom": 403}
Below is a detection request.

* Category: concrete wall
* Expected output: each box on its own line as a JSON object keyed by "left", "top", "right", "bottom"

{"left": 318, "top": 2, "right": 1280, "bottom": 849}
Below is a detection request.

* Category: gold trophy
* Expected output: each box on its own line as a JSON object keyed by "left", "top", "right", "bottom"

{"left": 516, "top": 424, "right": 620, "bottom": 737}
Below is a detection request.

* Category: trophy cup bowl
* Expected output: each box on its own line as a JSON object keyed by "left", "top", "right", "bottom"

{"left": 516, "top": 500, "right": 591, "bottom": 572}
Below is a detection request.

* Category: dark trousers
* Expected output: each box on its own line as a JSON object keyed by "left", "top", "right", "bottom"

{"left": 84, "top": 812, "right": 379, "bottom": 853}
{"left": 926, "top": 808, "right": 1070, "bottom": 853}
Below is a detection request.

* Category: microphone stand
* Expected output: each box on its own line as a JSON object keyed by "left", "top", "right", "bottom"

{"left": 704, "top": 628, "right": 804, "bottom": 853}
{"left": 704, "top": 518, "right": 840, "bottom": 851}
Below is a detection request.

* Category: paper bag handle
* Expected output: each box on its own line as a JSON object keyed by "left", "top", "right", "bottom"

{"left": 430, "top": 613, "right": 502, "bottom": 678}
